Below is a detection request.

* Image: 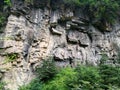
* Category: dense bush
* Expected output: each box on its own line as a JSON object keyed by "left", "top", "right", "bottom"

{"left": 42, "top": 67, "right": 77, "bottom": 90}
{"left": 99, "top": 65, "right": 120, "bottom": 89}
{"left": 36, "top": 57, "right": 58, "bottom": 82}
{"left": 63, "top": 0, "right": 80, "bottom": 7}
{"left": 19, "top": 57, "right": 120, "bottom": 90}
{"left": 43, "top": 65, "right": 120, "bottom": 90}
{"left": 72, "top": 66, "right": 102, "bottom": 90}
{"left": 99, "top": 53, "right": 109, "bottom": 65}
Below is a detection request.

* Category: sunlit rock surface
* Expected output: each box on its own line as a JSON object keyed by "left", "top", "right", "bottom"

{"left": 0, "top": 0, "right": 120, "bottom": 90}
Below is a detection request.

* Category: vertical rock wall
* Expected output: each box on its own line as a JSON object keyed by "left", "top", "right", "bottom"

{"left": 0, "top": 2, "right": 120, "bottom": 90}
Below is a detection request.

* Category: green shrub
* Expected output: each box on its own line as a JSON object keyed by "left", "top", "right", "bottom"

{"left": 99, "top": 52, "right": 120, "bottom": 89}
{"left": 100, "top": 53, "right": 109, "bottom": 65}
{"left": 19, "top": 79, "right": 43, "bottom": 90}
{"left": 4, "top": 0, "right": 11, "bottom": 7}
{"left": 0, "top": 81, "right": 5, "bottom": 90}
{"left": 0, "top": 14, "right": 6, "bottom": 27}
{"left": 43, "top": 67, "right": 77, "bottom": 90}
{"left": 43, "top": 66, "right": 102, "bottom": 90}
{"left": 19, "top": 64, "right": 120, "bottom": 90}
{"left": 72, "top": 65, "right": 102, "bottom": 90}
{"left": 36, "top": 57, "right": 57, "bottom": 82}
{"left": 19, "top": 55, "right": 120, "bottom": 90}
{"left": 63, "top": 0, "right": 80, "bottom": 7}
{"left": 99, "top": 65, "right": 120, "bottom": 89}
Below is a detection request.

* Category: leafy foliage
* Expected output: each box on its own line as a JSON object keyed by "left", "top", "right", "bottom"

{"left": 19, "top": 57, "right": 120, "bottom": 90}
{"left": 116, "top": 48, "right": 120, "bottom": 64}
{"left": 0, "top": 13, "right": 6, "bottom": 28}
{"left": 0, "top": 81, "right": 5, "bottom": 90}
{"left": 36, "top": 57, "right": 57, "bottom": 82}
{"left": 4, "top": 53, "right": 18, "bottom": 63}
{"left": 99, "top": 65, "right": 120, "bottom": 89}
{"left": 63, "top": 0, "right": 80, "bottom": 7}
{"left": 19, "top": 79, "right": 43, "bottom": 90}
{"left": 44, "top": 65, "right": 120, "bottom": 90}
{"left": 42, "top": 67, "right": 77, "bottom": 90}
{"left": 100, "top": 53, "right": 109, "bottom": 65}
{"left": 4, "top": 0, "right": 11, "bottom": 7}
{"left": 72, "top": 65, "right": 102, "bottom": 90}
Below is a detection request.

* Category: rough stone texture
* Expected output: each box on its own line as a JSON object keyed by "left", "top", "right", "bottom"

{"left": 0, "top": 8, "right": 51, "bottom": 90}
{"left": 0, "top": 3, "right": 120, "bottom": 90}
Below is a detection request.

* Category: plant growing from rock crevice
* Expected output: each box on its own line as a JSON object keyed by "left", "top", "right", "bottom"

{"left": 4, "top": 53, "right": 19, "bottom": 63}
{"left": 0, "top": 81, "right": 5, "bottom": 90}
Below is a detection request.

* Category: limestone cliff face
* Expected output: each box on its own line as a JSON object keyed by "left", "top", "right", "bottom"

{"left": 0, "top": 0, "right": 120, "bottom": 90}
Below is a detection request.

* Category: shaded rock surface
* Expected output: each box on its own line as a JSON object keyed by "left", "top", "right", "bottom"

{"left": 0, "top": 1, "right": 120, "bottom": 90}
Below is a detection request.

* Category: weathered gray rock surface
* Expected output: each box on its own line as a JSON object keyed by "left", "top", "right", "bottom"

{"left": 0, "top": 0, "right": 120, "bottom": 90}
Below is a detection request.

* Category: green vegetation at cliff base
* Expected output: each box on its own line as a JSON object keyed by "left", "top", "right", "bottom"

{"left": 19, "top": 58, "right": 120, "bottom": 90}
